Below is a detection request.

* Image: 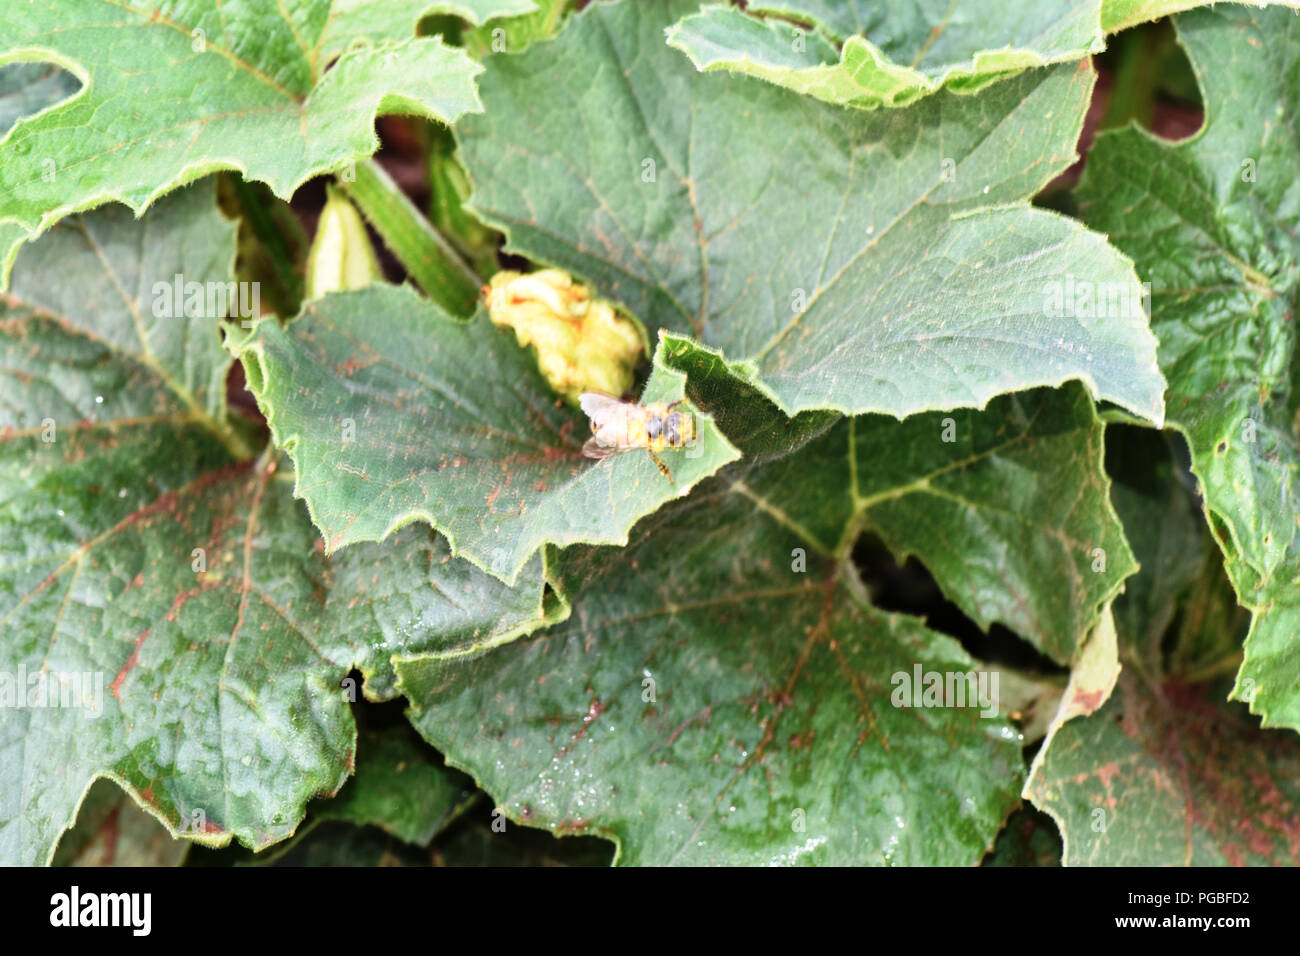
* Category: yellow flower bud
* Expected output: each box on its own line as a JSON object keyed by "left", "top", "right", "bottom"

{"left": 306, "top": 185, "right": 381, "bottom": 299}
{"left": 482, "top": 269, "right": 645, "bottom": 402}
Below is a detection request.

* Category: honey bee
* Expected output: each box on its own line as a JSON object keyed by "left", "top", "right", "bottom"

{"left": 579, "top": 392, "right": 697, "bottom": 482}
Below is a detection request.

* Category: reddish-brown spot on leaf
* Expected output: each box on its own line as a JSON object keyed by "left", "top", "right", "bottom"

{"left": 1095, "top": 761, "right": 1120, "bottom": 788}
{"left": 165, "top": 577, "right": 221, "bottom": 623}
{"left": 110, "top": 626, "right": 152, "bottom": 699}
{"left": 1071, "top": 688, "right": 1104, "bottom": 714}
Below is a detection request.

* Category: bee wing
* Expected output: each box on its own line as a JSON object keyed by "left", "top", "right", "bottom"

{"left": 582, "top": 435, "right": 618, "bottom": 460}
{"left": 579, "top": 392, "right": 628, "bottom": 428}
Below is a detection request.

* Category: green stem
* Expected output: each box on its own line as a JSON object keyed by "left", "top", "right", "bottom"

{"left": 1180, "top": 652, "right": 1245, "bottom": 686}
{"left": 223, "top": 175, "right": 304, "bottom": 316}
{"left": 1100, "top": 28, "right": 1158, "bottom": 132}
{"left": 207, "top": 412, "right": 257, "bottom": 462}
{"left": 541, "top": 0, "right": 568, "bottom": 36}
{"left": 340, "top": 158, "right": 482, "bottom": 316}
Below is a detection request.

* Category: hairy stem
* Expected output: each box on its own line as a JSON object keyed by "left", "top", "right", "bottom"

{"left": 340, "top": 158, "right": 482, "bottom": 316}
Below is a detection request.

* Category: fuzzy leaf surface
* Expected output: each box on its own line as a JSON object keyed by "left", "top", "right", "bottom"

{"left": 395, "top": 381, "right": 1141, "bottom": 863}
{"left": 234, "top": 290, "right": 740, "bottom": 582}
{"left": 1026, "top": 427, "right": 1300, "bottom": 865}
{"left": 1076, "top": 5, "right": 1300, "bottom": 730}
{"left": 0, "top": 0, "right": 484, "bottom": 285}
{"left": 0, "top": 187, "right": 551, "bottom": 865}
{"left": 459, "top": 0, "right": 1165, "bottom": 422}
{"left": 667, "top": 1, "right": 1104, "bottom": 109}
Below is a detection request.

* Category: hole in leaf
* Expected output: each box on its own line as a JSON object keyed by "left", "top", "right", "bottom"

{"left": 982, "top": 804, "right": 1063, "bottom": 866}
{"left": 0, "top": 60, "right": 84, "bottom": 138}
{"left": 1094, "top": 18, "right": 1204, "bottom": 142}
{"left": 851, "top": 532, "right": 1067, "bottom": 676}
{"left": 1036, "top": 17, "right": 1203, "bottom": 205}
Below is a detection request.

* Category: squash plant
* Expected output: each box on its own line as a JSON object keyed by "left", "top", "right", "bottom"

{"left": 1, "top": 0, "right": 1298, "bottom": 867}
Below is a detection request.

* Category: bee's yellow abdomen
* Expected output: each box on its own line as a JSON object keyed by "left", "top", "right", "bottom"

{"left": 679, "top": 414, "right": 696, "bottom": 448}
{"left": 641, "top": 405, "right": 695, "bottom": 452}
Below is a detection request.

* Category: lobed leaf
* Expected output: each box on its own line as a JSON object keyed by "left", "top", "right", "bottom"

{"left": 458, "top": 0, "right": 1166, "bottom": 423}
{"left": 397, "top": 465, "right": 1026, "bottom": 865}
{"left": 737, "top": 384, "right": 1136, "bottom": 664}
{"left": 1026, "top": 425, "right": 1300, "bottom": 864}
{"left": 0, "top": 185, "right": 554, "bottom": 865}
{"left": 667, "top": 1, "right": 1105, "bottom": 110}
{"left": 0, "top": 0, "right": 485, "bottom": 287}
{"left": 1075, "top": 5, "right": 1300, "bottom": 731}
{"left": 233, "top": 287, "right": 741, "bottom": 583}
{"left": 395, "top": 379, "right": 1141, "bottom": 863}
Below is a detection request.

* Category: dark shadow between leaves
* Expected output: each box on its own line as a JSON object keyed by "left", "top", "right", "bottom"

{"left": 851, "top": 531, "right": 1068, "bottom": 678}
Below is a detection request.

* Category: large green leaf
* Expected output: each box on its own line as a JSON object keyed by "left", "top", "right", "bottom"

{"left": 0, "top": 185, "right": 554, "bottom": 866}
{"left": 0, "top": 0, "right": 485, "bottom": 287}
{"left": 1025, "top": 426, "right": 1300, "bottom": 865}
{"left": 629, "top": 334, "right": 1132, "bottom": 664}
{"left": 232, "top": 290, "right": 741, "bottom": 583}
{"left": 1075, "top": 5, "right": 1300, "bottom": 731}
{"left": 667, "top": 1, "right": 1105, "bottom": 110}
{"left": 458, "top": 0, "right": 1165, "bottom": 423}
{"left": 395, "top": 372, "right": 1138, "bottom": 864}
{"left": 850, "top": 390, "right": 1134, "bottom": 663}
{"left": 729, "top": 383, "right": 1135, "bottom": 664}
{"left": 326, "top": 0, "right": 537, "bottom": 57}
{"left": 397, "top": 468, "right": 1026, "bottom": 865}
{"left": 1101, "top": 0, "right": 1299, "bottom": 33}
